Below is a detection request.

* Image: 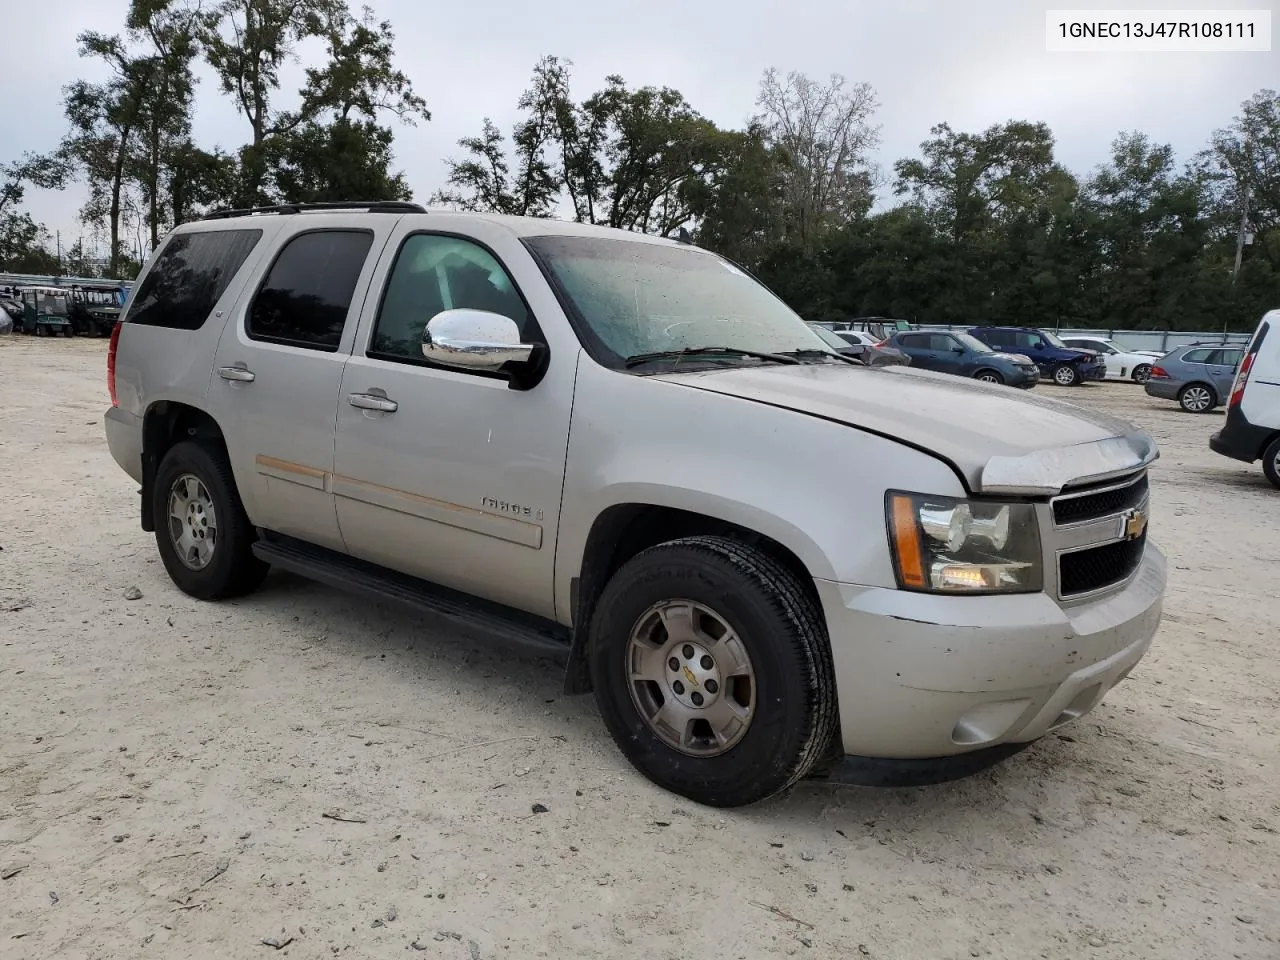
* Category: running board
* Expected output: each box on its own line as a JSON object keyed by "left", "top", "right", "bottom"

{"left": 251, "top": 534, "right": 571, "bottom": 659}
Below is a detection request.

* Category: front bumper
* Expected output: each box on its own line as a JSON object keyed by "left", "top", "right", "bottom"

{"left": 815, "top": 544, "right": 1165, "bottom": 759}
{"left": 1083, "top": 364, "right": 1107, "bottom": 381}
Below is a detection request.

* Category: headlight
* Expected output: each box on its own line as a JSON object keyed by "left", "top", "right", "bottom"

{"left": 886, "top": 492, "right": 1042, "bottom": 594}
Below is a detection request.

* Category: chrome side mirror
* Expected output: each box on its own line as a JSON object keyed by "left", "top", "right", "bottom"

{"left": 421, "top": 309, "right": 536, "bottom": 372}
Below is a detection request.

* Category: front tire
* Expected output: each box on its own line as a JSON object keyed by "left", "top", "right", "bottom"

{"left": 152, "top": 440, "right": 269, "bottom": 600}
{"left": 1178, "top": 383, "right": 1215, "bottom": 414}
{"left": 1132, "top": 363, "right": 1151, "bottom": 384}
{"left": 1262, "top": 435, "right": 1280, "bottom": 490}
{"left": 973, "top": 369, "right": 1004, "bottom": 385}
{"left": 1051, "top": 363, "right": 1079, "bottom": 386}
{"left": 589, "top": 536, "right": 837, "bottom": 807}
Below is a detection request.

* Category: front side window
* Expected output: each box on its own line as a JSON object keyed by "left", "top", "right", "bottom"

{"left": 524, "top": 235, "right": 833, "bottom": 366}
{"left": 371, "top": 233, "right": 534, "bottom": 361}
{"left": 247, "top": 230, "right": 374, "bottom": 351}
{"left": 126, "top": 228, "right": 262, "bottom": 330}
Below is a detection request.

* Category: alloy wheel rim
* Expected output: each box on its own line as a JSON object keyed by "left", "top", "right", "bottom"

{"left": 1183, "top": 387, "right": 1211, "bottom": 412}
{"left": 167, "top": 474, "right": 218, "bottom": 570}
{"left": 625, "top": 599, "right": 756, "bottom": 758}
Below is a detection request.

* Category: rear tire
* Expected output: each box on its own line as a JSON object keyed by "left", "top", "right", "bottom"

{"left": 973, "top": 369, "right": 1004, "bottom": 385}
{"left": 589, "top": 535, "right": 837, "bottom": 807}
{"left": 1263, "top": 436, "right": 1280, "bottom": 490}
{"left": 1178, "top": 383, "right": 1215, "bottom": 414}
{"left": 1132, "top": 364, "right": 1151, "bottom": 384}
{"left": 1051, "top": 363, "right": 1078, "bottom": 386}
{"left": 152, "top": 440, "right": 269, "bottom": 601}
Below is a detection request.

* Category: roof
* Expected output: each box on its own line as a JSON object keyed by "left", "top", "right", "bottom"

{"left": 184, "top": 201, "right": 685, "bottom": 248}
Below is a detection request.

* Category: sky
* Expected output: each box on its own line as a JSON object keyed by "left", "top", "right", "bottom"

{"left": 5, "top": 0, "right": 1278, "bottom": 251}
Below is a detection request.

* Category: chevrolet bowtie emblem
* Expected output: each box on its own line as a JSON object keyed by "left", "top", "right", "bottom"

{"left": 1122, "top": 507, "right": 1148, "bottom": 541}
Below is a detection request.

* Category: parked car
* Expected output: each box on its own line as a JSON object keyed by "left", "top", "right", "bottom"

{"left": 1144, "top": 343, "right": 1244, "bottom": 413}
{"left": 969, "top": 327, "right": 1106, "bottom": 386}
{"left": 1060, "top": 337, "right": 1158, "bottom": 383}
{"left": 103, "top": 202, "right": 1165, "bottom": 807}
{"left": 885, "top": 329, "right": 1038, "bottom": 387}
{"left": 1209, "top": 310, "right": 1280, "bottom": 488}
{"left": 807, "top": 324, "right": 910, "bottom": 366}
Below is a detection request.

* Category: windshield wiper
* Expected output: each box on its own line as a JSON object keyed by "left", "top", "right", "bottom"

{"left": 778, "top": 348, "right": 861, "bottom": 365}
{"left": 623, "top": 346, "right": 801, "bottom": 368}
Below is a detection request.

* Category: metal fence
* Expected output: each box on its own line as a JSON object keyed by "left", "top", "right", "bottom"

{"left": 913, "top": 325, "right": 1250, "bottom": 353}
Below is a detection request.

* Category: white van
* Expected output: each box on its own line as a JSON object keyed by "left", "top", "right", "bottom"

{"left": 1210, "top": 308, "right": 1280, "bottom": 488}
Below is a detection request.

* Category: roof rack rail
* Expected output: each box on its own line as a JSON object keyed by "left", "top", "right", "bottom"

{"left": 201, "top": 201, "right": 426, "bottom": 221}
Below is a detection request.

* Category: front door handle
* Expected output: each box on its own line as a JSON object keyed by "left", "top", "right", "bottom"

{"left": 348, "top": 392, "right": 398, "bottom": 413}
{"left": 217, "top": 365, "right": 256, "bottom": 382}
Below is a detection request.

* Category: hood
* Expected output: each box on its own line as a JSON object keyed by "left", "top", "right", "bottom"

{"left": 652, "top": 362, "right": 1156, "bottom": 495}
{"left": 993, "top": 351, "right": 1034, "bottom": 364}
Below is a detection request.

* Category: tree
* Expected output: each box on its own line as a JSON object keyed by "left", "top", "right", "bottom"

{"left": 263, "top": 118, "right": 411, "bottom": 202}
{"left": 1201, "top": 89, "right": 1280, "bottom": 235}
{"left": 753, "top": 68, "right": 880, "bottom": 253}
{"left": 62, "top": 31, "right": 160, "bottom": 275}
{"left": 126, "top": 0, "right": 204, "bottom": 248}
{"left": 438, "top": 58, "right": 734, "bottom": 237}
{"left": 202, "top": 0, "right": 428, "bottom": 206}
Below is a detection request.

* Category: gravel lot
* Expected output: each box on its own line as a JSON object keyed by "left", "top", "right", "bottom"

{"left": 1, "top": 334, "right": 1277, "bottom": 960}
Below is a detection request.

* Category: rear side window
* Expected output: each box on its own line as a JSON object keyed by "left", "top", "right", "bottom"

{"left": 1209, "top": 349, "right": 1243, "bottom": 367}
{"left": 897, "top": 333, "right": 925, "bottom": 348}
{"left": 125, "top": 229, "right": 262, "bottom": 330}
{"left": 247, "top": 230, "right": 374, "bottom": 351}
{"left": 1182, "top": 348, "right": 1213, "bottom": 363}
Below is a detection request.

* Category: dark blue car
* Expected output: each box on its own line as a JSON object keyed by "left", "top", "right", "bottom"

{"left": 885, "top": 330, "right": 1040, "bottom": 388}
{"left": 968, "top": 326, "right": 1106, "bottom": 386}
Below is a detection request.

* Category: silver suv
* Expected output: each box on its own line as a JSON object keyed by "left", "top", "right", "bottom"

{"left": 104, "top": 202, "right": 1166, "bottom": 807}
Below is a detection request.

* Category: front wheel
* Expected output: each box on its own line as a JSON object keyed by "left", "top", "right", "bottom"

{"left": 152, "top": 440, "right": 269, "bottom": 600}
{"left": 1178, "top": 383, "right": 1215, "bottom": 413}
{"left": 589, "top": 536, "right": 837, "bottom": 807}
{"left": 973, "top": 369, "right": 1004, "bottom": 385}
{"left": 1051, "top": 363, "right": 1079, "bottom": 386}
{"left": 1132, "top": 364, "right": 1151, "bottom": 384}
{"left": 1262, "top": 435, "right": 1280, "bottom": 490}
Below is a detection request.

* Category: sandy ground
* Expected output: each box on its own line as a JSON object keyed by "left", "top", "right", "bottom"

{"left": 1, "top": 334, "right": 1277, "bottom": 960}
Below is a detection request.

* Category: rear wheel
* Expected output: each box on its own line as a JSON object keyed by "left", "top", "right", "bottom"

{"left": 1051, "top": 363, "right": 1079, "bottom": 386}
{"left": 1262, "top": 436, "right": 1280, "bottom": 490}
{"left": 589, "top": 535, "right": 837, "bottom": 807}
{"left": 1178, "top": 383, "right": 1215, "bottom": 413}
{"left": 973, "top": 369, "right": 1004, "bottom": 385}
{"left": 1132, "top": 363, "right": 1152, "bottom": 384}
{"left": 152, "top": 440, "right": 269, "bottom": 600}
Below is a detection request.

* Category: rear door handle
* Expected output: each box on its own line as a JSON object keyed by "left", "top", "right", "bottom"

{"left": 217, "top": 365, "right": 256, "bottom": 382}
{"left": 348, "top": 392, "right": 398, "bottom": 413}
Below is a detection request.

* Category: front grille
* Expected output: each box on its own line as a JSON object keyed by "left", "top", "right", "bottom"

{"left": 1059, "top": 534, "right": 1146, "bottom": 596}
{"left": 1053, "top": 473, "right": 1148, "bottom": 525}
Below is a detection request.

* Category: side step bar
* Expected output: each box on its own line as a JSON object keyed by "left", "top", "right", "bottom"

{"left": 251, "top": 534, "right": 571, "bottom": 660}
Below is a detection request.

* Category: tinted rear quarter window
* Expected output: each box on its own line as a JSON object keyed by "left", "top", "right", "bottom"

{"left": 1182, "top": 348, "right": 1213, "bottom": 364}
{"left": 125, "top": 229, "right": 262, "bottom": 330}
{"left": 247, "top": 230, "right": 374, "bottom": 351}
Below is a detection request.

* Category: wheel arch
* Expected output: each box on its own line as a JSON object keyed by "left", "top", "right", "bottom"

{"left": 140, "top": 401, "right": 230, "bottom": 532}
{"left": 562, "top": 502, "right": 823, "bottom": 696}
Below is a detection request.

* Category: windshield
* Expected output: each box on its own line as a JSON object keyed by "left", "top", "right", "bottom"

{"left": 810, "top": 325, "right": 852, "bottom": 350}
{"left": 524, "top": 235, "right": 835, "bottom": 365}
{"left": 1041, "top": 331, "right": 1068, "bottom": 348}
{"left": 953, "top": 332, "right": 994, "bottom": 353}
